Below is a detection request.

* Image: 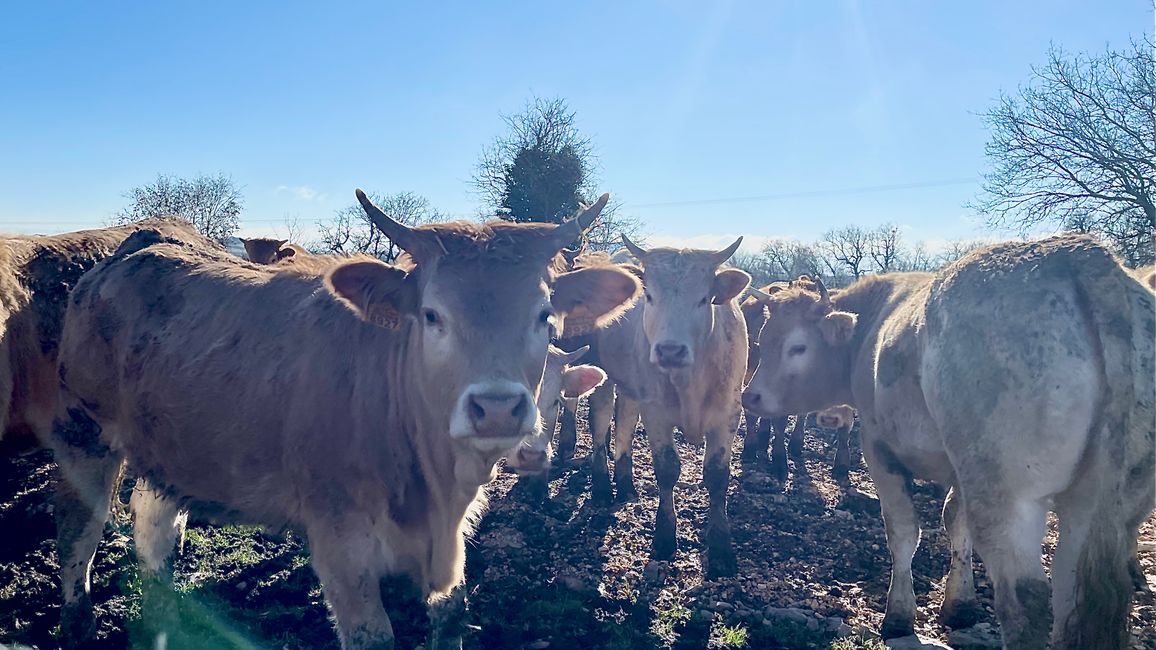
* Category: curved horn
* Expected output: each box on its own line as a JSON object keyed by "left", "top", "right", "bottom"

{"left": 553, "top": 344, "right": 591, "bottom": 365}
{"left": 356, "top": 189, "right": 436, "bottom": 260}
{"left": 620, "top": 234, "right": 647, "bottom": 260}
{"left": 814, "top": 275, "right": 831, "bottom": 304}
{"left": 748, "top": 287, "right": 775, "bottom": 303}
{"left": 709, "top": 236, "right": 744, "bottom": 266}
{"left": 548, "top": 193, "right": 610, "bottom": 252}
{"left": 574, "top": 193, "right": 609, "bottom": 232}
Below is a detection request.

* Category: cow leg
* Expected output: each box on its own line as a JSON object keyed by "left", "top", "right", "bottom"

{"left": 51, "top": 405, "right": 121, "bottom": 650}
{"left": 863, "top": 442, "right": 920, "bottom": 640}
{"left": 644, "top": 407, "right": 680, "bottom": 561}
{"left": 962, "top": 495, "right": 1051, "bottom": 650}
{"left": 130, "top": 479, "right": 189, "bottom": 646}
{"left": 832, "top": 424, "right": 852, "bottom": 488}
{"left": 554, "top": 397, "right": 579, "bottom": 465}
{"left": 427, "top": 583, "right": 467, "bottom": 650}
{"left": 612, "top": 395, "right": 640, "bottom": 502}
{"left": 768, "top": 416, "right": 790, "bottom": 482}
{"left": 703, "top": 425, "right": 737, "bottom": 578}
{"left": 938, "top": 486, "right": 979, "bottom": 628}
{"left": 787, "top": 413, "right": 805, "bottom": 459}
{"left": 739, "top": 411, "right": 768, "bottom": 463}
{"left": 309, "top": 532, "right": 395, "bottom": 650}
{"left": 588, "top": 383, "right": 614, "bottom": 505}
{"left": 1050, "top": 470, "right": 1133, "bottom": 650}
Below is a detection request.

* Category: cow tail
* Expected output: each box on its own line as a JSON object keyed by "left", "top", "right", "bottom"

{"left": 1065, "top": 248, "right": 1152, "bottom": 649}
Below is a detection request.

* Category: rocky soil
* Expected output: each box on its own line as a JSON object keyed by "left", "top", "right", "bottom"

{"left": 1, "top": 409, "right": 1153, "bottom": 649}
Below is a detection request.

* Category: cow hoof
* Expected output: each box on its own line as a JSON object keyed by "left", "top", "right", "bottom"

{"left": 614, "top": 480, "right": 639, "bottom": 503}
{"left": 59, "top": 599, "right": 97, "bottom": 650}
{"left": 705, "top": 547, "right": 737, "bottom": 579}
{"left": 651, "top": 535, "right": 676, "bottom": 561}
{"left": 880, "top": 614, "right": 915, "bottom": 640}
{"left": 938, "top": 598, "right": 981, "bottom": 629}
{"left": 652, "top": 514, "right": 677, "bottom": 560}
{"left": 770, "top": 457, "right": 788, "bottom": 483}
{"left": 590, "top": 474, "right": 613, "bottom": 505}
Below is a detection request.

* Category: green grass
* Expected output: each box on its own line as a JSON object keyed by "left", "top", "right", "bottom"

{"left": 830, "top": 634, "right": 888, "bottom": 650}
{"left": 651, "top": 599, "right": 693, "bottom": 644}
{"left": 712, "top": 622, "right": 750, "bottom": 648}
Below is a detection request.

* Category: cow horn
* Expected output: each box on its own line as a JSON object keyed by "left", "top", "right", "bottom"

{"left": 620, "top": 234, "right": 647, "bottom": 260}
{"left": 814, "top": 275, "right": 831, "bottom": 304}
{"left": 748, "top": 286, "right": 775, "bottom": 304}
{"left": 549, "top": 193, "right": 609, "bottom": 252}
{"left": 356, "top": 189, "right": 437, "bottom": 259}
{"left": 708, "top": 236, "right": 743, "bottom": 266}
{"left": 553, "top": 344, "right": 591, "bottom": 365}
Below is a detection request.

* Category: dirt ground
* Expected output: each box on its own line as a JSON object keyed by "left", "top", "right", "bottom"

{"left": 1, "top": 410, "right": 1153, "bottom": 649}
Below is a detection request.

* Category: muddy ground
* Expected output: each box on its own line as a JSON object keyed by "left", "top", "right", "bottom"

{"left": 1, "top": 410, "right": 1153, "bottom": 649}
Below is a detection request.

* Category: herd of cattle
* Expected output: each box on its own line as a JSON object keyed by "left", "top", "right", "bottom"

{"left": 0, "top": 191, "right": 1151, "bottom": 650}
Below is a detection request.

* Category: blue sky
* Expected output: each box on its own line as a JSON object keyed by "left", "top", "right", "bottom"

{"left": 1, "top": 1, "right": 1150, "bottom": 251}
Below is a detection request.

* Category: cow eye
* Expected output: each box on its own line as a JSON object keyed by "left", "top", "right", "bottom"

{"left": 788, "top": 344, "right": 807, "bottom": 357}
{"left": 699, "top": 296, "right": 710, "bottom": 306}
{"left": 423, "top": 309, "right": 441, "bottom": 326}
{"left": 644, "top": 291, "right": 653, "bottom": 304}
{"left": 538, "top": 309, "right": 555, "bottom": 327}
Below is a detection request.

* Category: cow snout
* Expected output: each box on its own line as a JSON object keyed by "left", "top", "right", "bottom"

{"left": 742, "top": 389, "right": 778, "bottom": 418}
{"left": 468, "top": 392, "right": 530, "bottom": 438}
{"left": 514, "top": 448, "right": 549, "bottom": 475}
{"left": 817, "top": 415, "right": 839, "bottom": 429}
{"left": 653, "top": 341, "right": 690, "bottom": 368}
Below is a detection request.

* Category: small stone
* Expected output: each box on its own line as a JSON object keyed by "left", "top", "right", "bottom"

{"left": 885, "top": 635, "right": 952, "bottom": 649}
{"left": 235, "top": 581, "right": 248, "bottom": 591}
{"left": 526, "top": 641, "right": 551, "bottom": 650}
{"left": 948, "top": 625, "right": 1002, "bottom": 650}
{"left": 836, "top": 623, "right": 855, "bottom": 638}
{"left": 696, "top": 609, "right": 715, "bottom": 623}
{"left": 714, "top": 601, "right": 733, "bottom": 612}
{"left": 823, "top": 616, "right": 844, "bottom": 632}
{"left": 762, "top": 606, "right": 810, "bottom": 626}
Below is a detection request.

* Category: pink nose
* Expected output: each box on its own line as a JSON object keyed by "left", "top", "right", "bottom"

{"left": 468, "top": 392, "right": 530, "bottom": 438}
{"left": 515, "top": 448, "right": 548, "bottom": 473}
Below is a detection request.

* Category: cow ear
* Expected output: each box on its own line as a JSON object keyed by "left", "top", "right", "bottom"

{"left": 552, "top": 266, "right": 642, "bottom": 331}
{"left": 819, "top": 310, "right": 857, "bottom": 345}
{"left": 275, "top": 246, "right": 297, "bottom": 261}
{"left": 712, "top": 268, "right": 751, "bottom": 305}
{"left": 326, "top": 260, "right": 412, "bottom": 329}
{"left": 560, "top": 365, "right": 607, "bottom": 399}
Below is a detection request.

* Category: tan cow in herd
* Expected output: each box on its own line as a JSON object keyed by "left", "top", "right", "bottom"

{"left": 587, "top": 236, "right": 750, "bottom": 578}
{"left": 239, "top": 236, "right": 308, "bottom": 265}
{"left": 48, "top": 192, "right": 642, "bottom": 650}
{"left": 0, "top": 221, "right": 209, "bottom": 452}
{"left": 742, "top": 235, "right": 1154, "bottom": 649}
{"left": 503, "top": 344, "right": 606, "bottom": 490}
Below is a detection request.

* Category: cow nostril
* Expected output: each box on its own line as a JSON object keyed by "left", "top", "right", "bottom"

{"left": 469, "top": 398, "right": 486, "bottom": 421}
{"left": 512, "top": 394, "right": 528, "bottom": 420}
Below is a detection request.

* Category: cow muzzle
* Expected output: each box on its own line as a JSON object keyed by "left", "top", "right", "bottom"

{"left": 651, "top": 340, "right": 692, "bottom": 369}
{"left": 450, "top": 381, "right": 538, "bottom": 450}
{"left": 741, "top": 388, "right": 781, "bottom": 419}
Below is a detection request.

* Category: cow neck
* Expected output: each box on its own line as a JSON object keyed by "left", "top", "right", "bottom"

{"left": 832, "top": 274, "right": 932, "bottom": 400}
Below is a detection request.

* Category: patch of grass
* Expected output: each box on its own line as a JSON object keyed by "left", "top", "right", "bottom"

{"left": 830, "top": 634, "right": 887, "bottom": 650}
{"left": 651, "top": 599, "right": 693, "bottom": 645}
{"left": 711, "top": 622, "right": 750, "bottom": 648}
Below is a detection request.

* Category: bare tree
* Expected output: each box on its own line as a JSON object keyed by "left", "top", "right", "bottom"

{"left": 898, "top": 241, "right": 937, "bottom": 272}
{"left": 280, "top": 214, "right": 305, "bottom": 245}
{"left": 970, "top": 39, "right": 1155, "bottom": 265}
{"left": 821, "top": 225, "right": 872, "bottom": 279}
{"left": 579, "top": 197, "right": 646, "bottom": 253}
{"left": 316, "top": 191, "right": 447, "bottom": 262}
{"left": 115, "top": 173, "right": 243, "bottom": 240}
{"left": 869, "top": 223, "right": 903, "bottom": 272}
{"left": 935, "top": 238, "right": 987, "bottom": 268}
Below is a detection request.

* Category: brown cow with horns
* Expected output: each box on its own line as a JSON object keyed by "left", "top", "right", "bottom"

{"left": 48, "top": 191, "right": 642, "bottom": 650}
